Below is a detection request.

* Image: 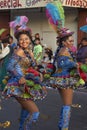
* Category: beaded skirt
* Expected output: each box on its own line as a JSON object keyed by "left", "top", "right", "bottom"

{"left": 3, "top": 68, "right": 47, "bottom": 100}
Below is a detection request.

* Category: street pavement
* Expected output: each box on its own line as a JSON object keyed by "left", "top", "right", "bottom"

{"left": 0, "top": 88, "right": 87, "bottom": 130}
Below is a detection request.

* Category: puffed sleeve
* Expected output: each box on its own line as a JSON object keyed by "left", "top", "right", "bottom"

{"left": 7, "top": 55, "right": 24, "bottom": 80}
{"left": 57, "top": 56, "right": 76, "bottom": 69}
{"left": 57, "top": 48, "right": 76, "bottom": 69}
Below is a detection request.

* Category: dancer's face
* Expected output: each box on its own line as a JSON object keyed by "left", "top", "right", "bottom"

{"left": 18, "top": 34, "right": 31, "bottom": 49}
{"left": 63, "top": 36, "right": 74, "bottom": 49}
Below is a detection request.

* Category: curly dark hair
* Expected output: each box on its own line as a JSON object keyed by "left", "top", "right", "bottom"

{"left": 15, "top": 30, "right": 32, "bottom": 41}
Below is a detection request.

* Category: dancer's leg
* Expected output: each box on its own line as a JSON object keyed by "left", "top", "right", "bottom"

{"left": 19, "top": 108, "right": 28, "bottom": 130}
{"left": 17, "top": 98, "right": 39, "bottom": 130}
{"left": 24, "top": 112, "right": 40, "bottom": 130}
{"left": 58, "top": 88, "right": 73, "bottom": 130}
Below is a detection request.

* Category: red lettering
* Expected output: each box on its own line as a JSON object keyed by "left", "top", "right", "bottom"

{"left": 83, "top": 1, "right": 87, "bottom": 8}
{"left": 18, "top": 0, "right": 22, "bottom": 7}
{"left": 0, "top": 1, "right": 4, "bottom": 8}
{"left": 0, "top": 0, "right": 86, "bottom": 9}
{"left": 13, "top": 0, "right": 17, "bottom": 8}
{"left": 13, "top": 0, "right": 22, "bottom": 7}
{"left": 3, "top": 0, "right": 7, "bottom": 6}
{"left": 7, "top": 0, "right": 11, "bottom": 8}
{"left": 0, "top": 0, "right": 22, "bottom": 8}
{"left": 64, "top": 0, "right": 87, "bottom": 8}
{"left": 65, "top": 0, "right": 71, "bottom": 5}
{"left": 71, "top": 0, "right": 73, "bottom": 6}
{"left": 76, "top": 0, "right": 79, "bottom": 6}
{"left": 79, "top": 0, "right": 82, "bottom": 7}
{"left": 73, "top": 0, "right": 76, "bottom": 6}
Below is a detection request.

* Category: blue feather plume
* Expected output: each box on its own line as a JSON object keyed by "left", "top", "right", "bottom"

{"left": 46, "top": 1, "right": 65, "bottom": 32}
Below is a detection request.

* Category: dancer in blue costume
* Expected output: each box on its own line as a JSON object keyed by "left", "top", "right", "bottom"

{"left": 45, "top": 2, "right": 85, "bottom": 129}
{"left": 51, "top": 28, "right": 85, "bottom": 130}
{"left": 42, "top": 28, "right": 85, "bottom": 130}
{"left": 3, "top": 16, "right": 47, "bottom": 130}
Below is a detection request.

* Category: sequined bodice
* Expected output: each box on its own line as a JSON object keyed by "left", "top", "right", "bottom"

{"left": 18, "top": 56, "right": 31, "bottom": 74}
{"left": 7, "top": 52, "right": 35, "bottom": 80}
{"left": 52, "top": 47, "right": 76, "bottom": 77}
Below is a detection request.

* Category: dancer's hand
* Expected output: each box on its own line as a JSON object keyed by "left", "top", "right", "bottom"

{"left": 19, "top": 77, "right": 26, "bottom": 84}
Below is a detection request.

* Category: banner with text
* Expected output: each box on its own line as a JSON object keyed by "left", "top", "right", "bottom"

{"left": 0, "top": 0, "right": 54, "bottom": 9}
{"left": 62, "top": 0, "right": 87, "bottom": 8}
{"left": 0, "top": 0, "right": 87, "bottom": 9}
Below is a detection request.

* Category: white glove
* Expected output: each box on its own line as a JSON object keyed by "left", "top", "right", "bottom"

{"left": 0, "top": 43, "right": 10, "bottom": 59}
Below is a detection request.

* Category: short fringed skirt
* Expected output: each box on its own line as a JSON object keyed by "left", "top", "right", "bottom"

{"left": 3, "top": 73, "right": 47, "bottom": 101}
{"left": 43, "top": 75, "right": 85, "bottom": 89}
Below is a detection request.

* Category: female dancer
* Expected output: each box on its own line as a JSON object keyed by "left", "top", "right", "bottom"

{"left": 45, "top": 2, "right": 85, "bottom": 130}
{"left": 49, "top": 28, "right": 85, "bottom": 130}
{"left": 3, "top": 16, "right": 46, "bottom": 130}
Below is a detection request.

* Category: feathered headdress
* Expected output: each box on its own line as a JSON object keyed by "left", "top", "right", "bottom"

{"left": 9, "top": 16, "right": 31, "bottom": 39}
{"left": 80, "top": 17, "right": 87, "bottom": 33}
{"left": 46, "top": 0, "right": 65, "bottom": 32}
{"left": 46, "top": 1, "right": 74, "bottom": 38}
